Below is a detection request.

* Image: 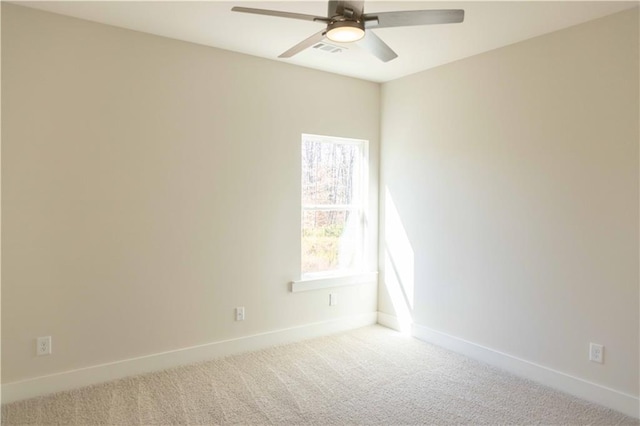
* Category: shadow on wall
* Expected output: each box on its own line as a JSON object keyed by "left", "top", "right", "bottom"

{"left": 383, "top": 187, "right": 414, "bottom": 333}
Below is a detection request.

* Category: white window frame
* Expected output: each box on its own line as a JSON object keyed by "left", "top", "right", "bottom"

{"left": 299, "top": 133, "right": 369, "bottom": 282}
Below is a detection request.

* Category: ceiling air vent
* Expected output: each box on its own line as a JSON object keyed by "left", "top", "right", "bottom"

{"left": 312, "top": 42, "right": 347, "bottom": 54}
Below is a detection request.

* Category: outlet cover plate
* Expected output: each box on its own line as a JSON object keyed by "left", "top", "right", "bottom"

{"left": 235, "top": 307, "right": 245, "bottom": 321}
{"left": 329, "top": 293, "right": 338, "bottom": 306}
{"left": 589, "top": 343, "right": 604, "bottom": 363}
{"left": 37, "top": 336, "right": 51, "bottom": 356}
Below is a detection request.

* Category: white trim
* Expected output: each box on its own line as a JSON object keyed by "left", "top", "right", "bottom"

{"left": 2, "top": 312, "right": 378, "bottom": 404}
{"left": 409, "top": 321, "right": 639, "bottom": 419}
{"left": 376, "top": 311, "right": 404, "bottom": 331}
{"left": 301, "top": 133, "right": 366, "bottom": 146}
{"left": 291, "top": 271, "right": 377, "bottom": 292}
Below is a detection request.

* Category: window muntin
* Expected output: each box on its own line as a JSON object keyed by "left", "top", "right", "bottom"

{"left": 301, "top": 134, "right": 367, "bottom": 277}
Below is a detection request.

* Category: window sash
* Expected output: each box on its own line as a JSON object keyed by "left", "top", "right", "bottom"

{"left": 301, "top": 134, "right": 368, "bottom": 277}
{"left": 302, "top": 204, "right": 361, "bottom": 211}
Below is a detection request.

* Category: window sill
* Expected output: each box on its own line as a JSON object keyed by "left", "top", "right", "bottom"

{"left": 290, "top": 271, "right": 378, "bottom": 293}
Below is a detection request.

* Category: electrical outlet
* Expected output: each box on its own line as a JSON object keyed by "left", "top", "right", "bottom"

{"left": 589, "top": 343, "right": 604, "bottom": 363}
{"left": 329, "top": 293, "right": 338, "bottom": 306}
{"left": 235, "top": 307, "right": 245, "bottom": 321}
{"left": 37, "top": 336, "right": 51, "bottom": 356}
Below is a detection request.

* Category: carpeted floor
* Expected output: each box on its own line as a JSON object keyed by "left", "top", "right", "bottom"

{"left": 2, "top": 325, "right": 638, "bottom": 425}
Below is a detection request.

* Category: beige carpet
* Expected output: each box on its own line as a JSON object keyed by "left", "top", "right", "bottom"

{"left": 2, "top": 325, "right": 638, "bottom": 425}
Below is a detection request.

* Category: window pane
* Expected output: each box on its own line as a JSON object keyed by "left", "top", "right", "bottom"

{"left": 302, "top": 209, "right": 362, "bottom": 274}
{"left": 302, "top": 140, "right": 360, "bottom": 206}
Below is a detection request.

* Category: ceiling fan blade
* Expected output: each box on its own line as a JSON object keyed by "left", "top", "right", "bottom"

{"left": 279, "top": 29, "right": 327, "bottom": 58}
{"left": 231, "top": 7, "right": 328, "bottom": 23}
{"left": 357, "top": 30, "right": 398, "bottom": 62}
{"left": 364, "top": 9, "right": 464, "bottom": 29}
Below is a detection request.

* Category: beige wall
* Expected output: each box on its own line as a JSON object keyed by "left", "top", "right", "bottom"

{"left": 1, "top": 4, "right": 379, "bottom": 383}
{"left": 380, "top": 8, "right": 639, "bottom": 396}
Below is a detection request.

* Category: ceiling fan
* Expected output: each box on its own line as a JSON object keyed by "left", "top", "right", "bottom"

{"left": 231, "top": 1, "right": 464, "bottom": 62}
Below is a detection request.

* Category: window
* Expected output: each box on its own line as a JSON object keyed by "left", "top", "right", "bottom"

{"left": 301, "top": 134, "right": 368, "bottom": 278}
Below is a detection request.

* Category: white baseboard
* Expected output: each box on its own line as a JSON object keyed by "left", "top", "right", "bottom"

{"left": 2, "top": 312, "right": 378, "bottom": 404}
{"left": 402, "top": 318, "right": 639, "bottom": 419}
{"left": 376, "top": 311, "right": 403, "bottom": 331}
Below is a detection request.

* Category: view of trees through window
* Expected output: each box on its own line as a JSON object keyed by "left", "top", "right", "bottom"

{"left": 301, "top": 136, "right": 365, "bottom": 275}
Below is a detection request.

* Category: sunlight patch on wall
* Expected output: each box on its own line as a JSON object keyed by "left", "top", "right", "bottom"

{"left": 383, "top": 187, "right": 415, "bottom": 333}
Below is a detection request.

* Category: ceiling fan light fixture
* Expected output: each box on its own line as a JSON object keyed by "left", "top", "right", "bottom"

{"left": 326, "top": 21, "right": 365, "bottom": 43}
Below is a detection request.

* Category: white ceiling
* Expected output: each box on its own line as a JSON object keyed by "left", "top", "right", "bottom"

{"left": 17, "top": 1, "right": 638, "bottom": 82}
